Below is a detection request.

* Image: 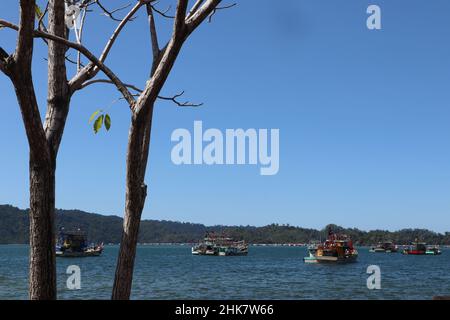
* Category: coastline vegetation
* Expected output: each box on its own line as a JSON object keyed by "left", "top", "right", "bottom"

{"left": 1, "top": 205, "right": 449, "bottom": 246}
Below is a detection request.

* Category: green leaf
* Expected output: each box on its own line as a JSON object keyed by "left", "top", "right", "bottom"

{"left": 89, "top": 110, "right": 101, "bottom": 123}
{"left": 104, "top": 114, "right": 111, "bottom": 131}
{"left": 35, "top": 5, "right": 43, "bottom": 18}
{"left": 94, "top": 115, "right": 104, "bottom": 134}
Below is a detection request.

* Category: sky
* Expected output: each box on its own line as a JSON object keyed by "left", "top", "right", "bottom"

{"left": 1, "top": 0, "right": 450, "bottom": 232}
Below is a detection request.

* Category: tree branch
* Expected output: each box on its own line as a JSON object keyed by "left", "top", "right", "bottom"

{"left": 0, "top": 47, "right": 10, "bottom": 76}
{"left": 81, "top": 79, "right": 202, "bottom": 107}
{"left": 150, "top": 3, "right": 175, "bottom": 19}
{"left": 185, "top": 0, "right": 222, "bottom": 33}
{"left": 80, "top": 79, "right": 143, "bottom": 93}
{"left": 133, "top": 0, "right": 224, "bottom": 115}
{"left": 186, "top": 0, "right": 205, "bottom": 20}
{"left": 99, "top": 1, "right": 148, "bottom": 63}
{"left": 146, "top": 4, "right": 160, "bottom": 65}
{"left": 42, "top": 31, "right": 135, "bottom": 106}
{"left": 37, "top": 2, "right": 49, "bottom": 32}
{"left": 208, "top": 3, "right": 236, "bottom": 23}
{"left": 10, "top": 0, "right": 50, "bottom": 161}
{"left": 77, "top": 8, "right": 88, "bottom": 72}
{"left": 43, "top": 0, "right": 70, "bottom": 156}
{"left": 69, "top": 0, "right": 151, "bottom": 93}
{"left": 14, "top": 1, "right": 36, "bottom": 68}
{"left": 0, "top": 19, "right": 136, "bottom": 108}
{"left": 158, "top": 90, "right": 203, "bottom": 107}
{"left": 95, "top": 0, "right": 133, "bottom": 22}
{"left": 174, "top": 0, "right": 189, "bottom": 38}
{"left": 35, "top": 3, "right": 81, "bottom": 67}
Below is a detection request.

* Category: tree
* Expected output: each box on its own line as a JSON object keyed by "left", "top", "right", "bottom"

{"left": 1, "top": 0, "right": 232, "bottom": 300}
{"left": 1, "top": 0, "right": 70, "bottom": 299}
{"left": 107, "top": 0, "right": 233, "bottom": 300}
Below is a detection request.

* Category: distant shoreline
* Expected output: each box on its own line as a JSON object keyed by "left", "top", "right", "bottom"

{"left": 1, "top": 204, "right": 450, "bottom": 245}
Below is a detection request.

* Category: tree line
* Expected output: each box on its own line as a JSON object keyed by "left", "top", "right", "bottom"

{"left": 2, "top": 205, "right": 449, "bottom": 245}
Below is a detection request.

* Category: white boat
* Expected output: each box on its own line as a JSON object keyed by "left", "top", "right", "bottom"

{"left": 303, "top": 248, "right": 319, "bottom": 263}
{"left": 191, "top": 232, "right": 248, "bottom": 256}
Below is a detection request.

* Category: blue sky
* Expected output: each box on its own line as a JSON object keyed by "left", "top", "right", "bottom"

{"left": 1, "top": 0, "right": 450, "bottom": 232}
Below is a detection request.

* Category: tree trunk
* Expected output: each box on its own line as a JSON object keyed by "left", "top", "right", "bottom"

{"left": 112, "top": 105, "right": 154, "bottom": 300}
{"left": 26, "top": 0, "right": 67, "bottom": 300}
{"left": 28, "top": 154, "right": 56, "bottom": 300}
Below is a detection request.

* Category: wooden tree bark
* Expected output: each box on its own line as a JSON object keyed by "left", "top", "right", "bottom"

{"left": 28, "top": 157, "right": 56, "bottom": 299}
{"left": 112, "top": 105, "right": 154, "bottom": 299}
{"left": 45, "top": 0, "right": 71, "bottom": 158}
{"left": 1, "top": 0, "right": 70, "bottom": 299}
{"left": 12, "top": 0, "right": 56, "bottom": 300}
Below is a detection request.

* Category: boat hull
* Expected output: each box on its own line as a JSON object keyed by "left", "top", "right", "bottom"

{"left": 56, "top": 249, "right": 102, "bottom": 258}
{"left": 303, "top": 256, "right": 319, "bottom": 264}
{"left": 402, "top": 250, "right": 425, "bottom": 255}
{"left": 370, "top": 249, "right": 397, "bottom": 253}
{"left": 304, "top": 253, "right": 358, "bottom": 264}
{"left": 425, "top": 250, "right": 442, "bottom": 255}
{"left": 192, "top": 249, "right": 248, "bottom": 256}
{"left": 314, "top": 255, "right": 358, "bottom": 263}
{"left": 192, "top": 237, "right": 248, "bottom": 257}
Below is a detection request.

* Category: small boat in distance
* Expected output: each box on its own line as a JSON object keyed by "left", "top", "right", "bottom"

{"left": 303, "top": 242, "right": 320, "bottom": 264}
{"left": 303, "top": 228, "right": 358, "bottom": 264}
{"left": 425, "top": 246, "right": 442, "bottom": 255}
{"left": 192, "top": 232, "right": 248, "bottom": 256}
{"left": 369, "top": 241, "right": 398, "bottom": 253}
{"left": 56, "top": 228, "right": 104, "bottom": 257}
{"left": 402, "top": 241, "right": 427, "bottom": 255}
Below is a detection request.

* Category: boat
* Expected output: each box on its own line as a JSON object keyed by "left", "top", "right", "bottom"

{"left": 303, "top": 243, "right": 320, "bottom": 264}
{"left": 425, "top": 246, "right": 442, "bottom": 255}
{"left": 303, "top": 228, "right": 358, "bottom": 264}
{"left": 192, "top": 232, "right": 248, "bottom": 256}
{"left": 402, "top": 241, "right": 427, "bottom": 255}
{"left": 369, "top": 241, "right": 398, "bottom": 253}
{"left": 56, "top": 228, "right": 104, "bottom": 257}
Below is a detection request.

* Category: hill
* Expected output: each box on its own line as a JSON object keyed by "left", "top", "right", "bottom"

{"left": 1, "top": 204, "right": 449, "bottom": 245}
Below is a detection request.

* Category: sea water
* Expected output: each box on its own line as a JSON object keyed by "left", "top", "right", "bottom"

{"left": 0, "top": 245, "right": 449, "bottom": 300}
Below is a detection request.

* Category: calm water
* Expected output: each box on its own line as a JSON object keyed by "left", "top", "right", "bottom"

{"left": 0, "top": 245, "right": 449, "bottom": 300}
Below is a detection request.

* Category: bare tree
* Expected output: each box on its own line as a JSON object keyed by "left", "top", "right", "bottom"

{"left": 1, "top": 0, "right": 68, "bottom": 299}
{"left": 1, "top": 0, "right": 232, "bottom": 299}
{"left": 107, "top": 0, "right": 232, "bottom": 300}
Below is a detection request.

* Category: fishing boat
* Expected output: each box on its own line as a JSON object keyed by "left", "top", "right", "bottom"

{"left": 303, "top": 228, "right": 358, "bottom": 264}
{"left": 192, "top": 232, "right": 248, "bottom": 256}
{"left": 402, "top": 242, "right": 427, "bottom": 255}
{"left": 303, "top": 243, "right": 320, "bottom": 264}
{"left": 369, "top": 241, "right": 398, "bottom": 253}
{"left": 56, "top": 229, "right": 104, "bottom": 257}
{"left": 425, "top": 246, "right": 442, "bottom": 255}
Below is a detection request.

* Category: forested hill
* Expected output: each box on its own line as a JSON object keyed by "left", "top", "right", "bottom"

{"left": 1, "top": 204, "right": 449, "bottom": 245}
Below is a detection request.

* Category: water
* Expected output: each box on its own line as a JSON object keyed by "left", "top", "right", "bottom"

{"left": 0, "top": 245, "right": 449, "bottom": 300}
